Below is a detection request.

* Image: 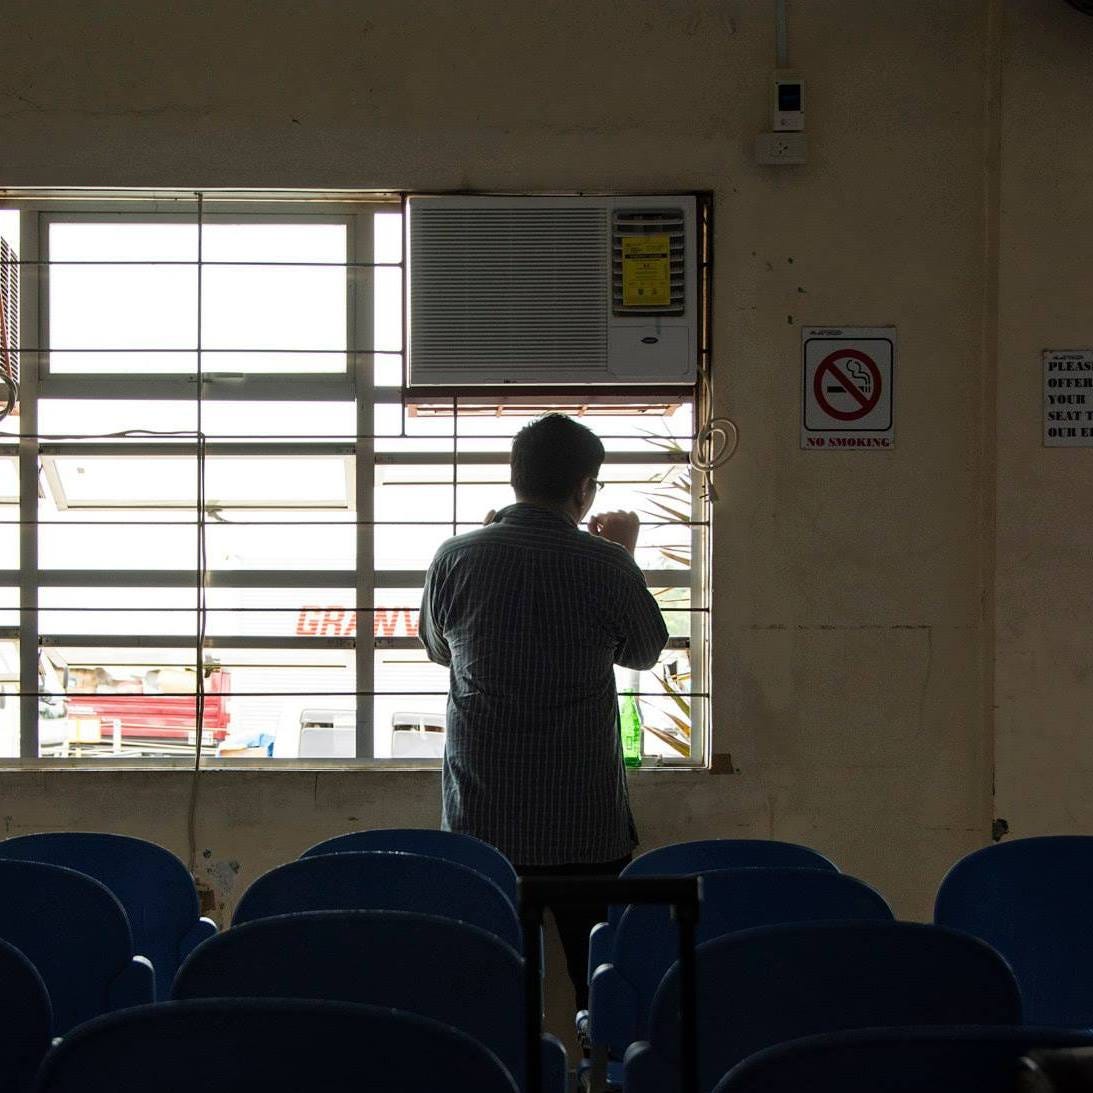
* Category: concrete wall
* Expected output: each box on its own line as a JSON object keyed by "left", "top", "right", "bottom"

{"left": 0, "top": 0, "right": 1090, "bottom": 1034}
{"left": 994, "top": 2, "right": 1093, "bottom": 833}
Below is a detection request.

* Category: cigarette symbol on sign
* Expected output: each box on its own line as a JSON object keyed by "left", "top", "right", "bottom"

{"left": 814, "top": 349, "right": 883, "bottom": 421}
{"left": 827, "top": 362, "right": 872, "bottom": 395}
{"left": 847, "top": 362, "right": 872, "bottom": 391}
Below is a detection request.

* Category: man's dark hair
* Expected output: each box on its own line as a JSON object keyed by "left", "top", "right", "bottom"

{"left": 511, "top": 414, "right": 605, "bottom": 503}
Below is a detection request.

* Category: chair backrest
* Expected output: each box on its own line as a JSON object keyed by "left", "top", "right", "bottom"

{"left": 232, "top": 851, "right": 522, "bottom": 950}
{"left": 172, "top": 910, "right": 564, "bottom": 1092}
{"left": 0, "top": 938, "right": 52, "bottom": 1093}
{"left": 0, "top": 832, "right": 213, "bottom": 1000}
{"left": 0, "top": 860, "right": 153, "bottom": 1035}
{"left": 302, "top": 828, "right": 518, "bottom": 905}
{"left": 640, "top": 921, "right": 1022, "bottom": 1093}
{"left": 713, "top": 1026, "right": 1093, "bottom": 1093}
{"left": 608, "top": 868, "right": 892, "bottom": 1042}
{"left": 612, "top": 840, "right": 836, "bottom": 925}
{"left": 935, "top": 836, "right": 1093, "bottom": 1025}
{"left": 33, "top": 999, "right": 519, "bottom": 1093}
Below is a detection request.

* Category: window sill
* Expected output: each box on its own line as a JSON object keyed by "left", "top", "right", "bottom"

{"left": 0, "top": 758, "right": 711, "bottom": 773}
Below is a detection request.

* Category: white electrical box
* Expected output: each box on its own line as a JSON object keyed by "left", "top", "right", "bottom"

{"left": 406, "top": 195, "right": 697, "bottom": 387}
{"left": 773, "top": 71, "right": 805, "bottom": 131}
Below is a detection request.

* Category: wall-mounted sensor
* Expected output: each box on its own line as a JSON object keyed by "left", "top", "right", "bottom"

{"left": 773, "top": 72, "right": 805, "bottom": 132}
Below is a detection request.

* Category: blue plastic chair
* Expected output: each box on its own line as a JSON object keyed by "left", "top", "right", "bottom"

{"left": 935, "top": 835, "right": 1093, "bottom": 1026}
{"left": 173, "top": 909, "right": 564, "bottom": 1092}
{"left": 303, "top": 828, "right": 519, "bottom": 905}
{"left": 33, "top": 999, "right": 519, "bottom": 1093}
{"left": 713, "top": 1026, "right": 1093, "bottom": 1093}
{"left": 624, "top": 920, "right": 1023, "bottom": 1093}
{"left": 232, "top": 850, "right": 522, "bottom": 950}
{"left": 620, "top": 840, "right": 836, "bottom": 890}
{"left": 587, "top": 868, "right": 893, "bottom": 1058}
{"left": 588, "top": 840, "right": 837, "bottom": 975}
{"left": 0, "top": 832, "right": 216, "bottom": 1000}
{"left": 0, "top": 860, "right": 153, "bottom": 1035}
{"left": 0, "top": 938, "right": 52, "bottom": 1093}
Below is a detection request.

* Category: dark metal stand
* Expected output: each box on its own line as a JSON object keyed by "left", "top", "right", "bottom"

{"left": 518, "top": 875, "right": 702, "bottom": 1093}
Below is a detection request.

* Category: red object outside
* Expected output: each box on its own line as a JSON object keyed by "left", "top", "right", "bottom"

{"left": 67, "top": 670, "right": 231, "bottom": 744}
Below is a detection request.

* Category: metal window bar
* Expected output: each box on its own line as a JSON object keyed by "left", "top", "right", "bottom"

{"left": 7, "top": 570, "right": 695, "bottom": 588}
{"left": 7, "top": 690, "right": 710, "bottom": 699}
{"left": 352, "top": 210, "right": 376, "bottom": 758}
{"left": 17, "top": 209, "right": 40, "bottom": 757}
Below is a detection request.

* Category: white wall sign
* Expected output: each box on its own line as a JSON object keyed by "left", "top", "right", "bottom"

{"left": 801, "top": 327, "right": 895, "bottom": 450}
{"left": 1044, "top": 349, "right": 1093, "bottom": 447}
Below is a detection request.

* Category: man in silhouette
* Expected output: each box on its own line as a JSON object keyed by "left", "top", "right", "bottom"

{"left": 421, "top": 413, "right": 668, "bottom": 1007}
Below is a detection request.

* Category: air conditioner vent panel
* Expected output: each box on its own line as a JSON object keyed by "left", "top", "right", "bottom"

{"left": 410, "top": 207, "right": 608, "bottom": 374}
{"left": 612, "top": 209, "right": 687, "bottom": 317}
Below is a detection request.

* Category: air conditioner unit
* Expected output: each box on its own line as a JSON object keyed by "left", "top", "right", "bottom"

{"left": 406, "top": 195, "right": 698, "bottom": 388}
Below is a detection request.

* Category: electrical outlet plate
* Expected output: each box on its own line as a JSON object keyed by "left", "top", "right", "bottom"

{"left": 755, "top": 131, "right": 807, "bottom": 165}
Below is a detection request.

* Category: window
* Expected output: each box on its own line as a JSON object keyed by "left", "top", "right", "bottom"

{"left": 0, "top": 193, "right": 709, "bottom": 766}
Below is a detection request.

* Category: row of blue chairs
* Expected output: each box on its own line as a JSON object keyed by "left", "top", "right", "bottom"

{"left": 36, "top": 996, "right": 521, "bottom": 1092}
{"left": 584, "top": 834, "right": 1093, "bottom": 1033}
{"left": 11, "top": 984, "right": 1093, "bottom": 1093}
{"left": 174, "top": 909, "right": 565, "bottom": 1092}
{"left": 2, "top": 831, "right": 1093, "bottom": 1091}
{"left": 714, "top": 1027, "right": 1093, "bottom": 1093}
{"left": 0, "top": 832, "right": 556, "bottom": 1093}
{"left": 11, "top": 829, "right": 1091, "bottom": 1030}
{"left": 0, "top": 905, "right": 558, "bottom": 1091}
{"left": 582, "top": 836, "right": 1093, "bottom": 1091}
{"left": 5, "top": 907, "right": 1093, "bottom": 1093}
{"left": 0, "top": 829, "right": 520, "bottom": 1027}
{"left": 621, "top": 919, "right": 1026, "bottom": 1092}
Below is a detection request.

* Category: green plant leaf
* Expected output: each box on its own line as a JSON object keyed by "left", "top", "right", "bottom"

{"left": 663, "top": 711, "right": 692, "bottom": 738}
{"left": 642, "top": 723, "right": 691, "bottom": 756}
{"left": 642, "top": 498, "right": 692, "bottom": 523}
{"left": 655, "top": 671, "right": 691, "bottom": 717}
{"left": 638, "top": 429, "right": 686, "bottom": 455}
{"left": 657, "top": 548, "right": 691, "bottom": 566}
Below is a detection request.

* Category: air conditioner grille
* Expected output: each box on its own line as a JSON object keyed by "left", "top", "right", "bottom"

{"left": 410, "top": 208, "right": 608, "bottom": 373}
{"left": 612, "top": 209, "right": 686, "bottom": 316}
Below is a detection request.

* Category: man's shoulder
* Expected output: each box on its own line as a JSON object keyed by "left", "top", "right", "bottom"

{"left": 432, "top": 524, "right": 496, "bottom": 558}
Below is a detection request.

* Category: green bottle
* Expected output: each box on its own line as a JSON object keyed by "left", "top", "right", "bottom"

{"left": 619, "top": 671, "right": 642, "bottom": 768}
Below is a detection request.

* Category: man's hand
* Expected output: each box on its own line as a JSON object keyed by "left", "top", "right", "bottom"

{"left": 482, "top": 510, "right": 497, "bottom": 526}
{"left": 588, "top": 510, "right": 640, "bottom": 556}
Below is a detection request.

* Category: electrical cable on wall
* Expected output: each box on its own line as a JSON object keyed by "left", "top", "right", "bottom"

{"left": 0, "top": 372, "right": 18, "bottom": 422}
{"left": 690, "top": 371, "right": 738, "bottom": 503}
{"left": 688, "top": 196, "right": 737, "bottom": 501}
{"left": 776, "top": 0, "right": 789, "bottom": 67}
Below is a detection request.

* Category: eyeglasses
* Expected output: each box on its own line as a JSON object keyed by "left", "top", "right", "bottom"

{"left": 595, "top": 480, "right": 605, "bottom": 492}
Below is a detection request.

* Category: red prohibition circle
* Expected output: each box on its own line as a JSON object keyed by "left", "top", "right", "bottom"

{"left": 813, "top": 349, "right": 882, "bottom": 421}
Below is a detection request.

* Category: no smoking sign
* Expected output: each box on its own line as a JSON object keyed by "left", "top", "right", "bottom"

{"left": 801, "top": 327, "right": 895, "bottom": 449}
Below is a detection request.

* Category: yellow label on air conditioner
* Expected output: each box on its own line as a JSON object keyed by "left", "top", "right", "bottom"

{"left": 621, "top": 234, "right": 671, "bottom": 307}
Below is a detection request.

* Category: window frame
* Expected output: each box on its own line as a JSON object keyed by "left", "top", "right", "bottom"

{"left": 0, "top": 191, "right": 710, "bottom": 769}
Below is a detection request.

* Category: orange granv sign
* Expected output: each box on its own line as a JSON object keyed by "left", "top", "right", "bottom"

{"left": 295, "top": 607, "right": 419, "bottom": 639}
